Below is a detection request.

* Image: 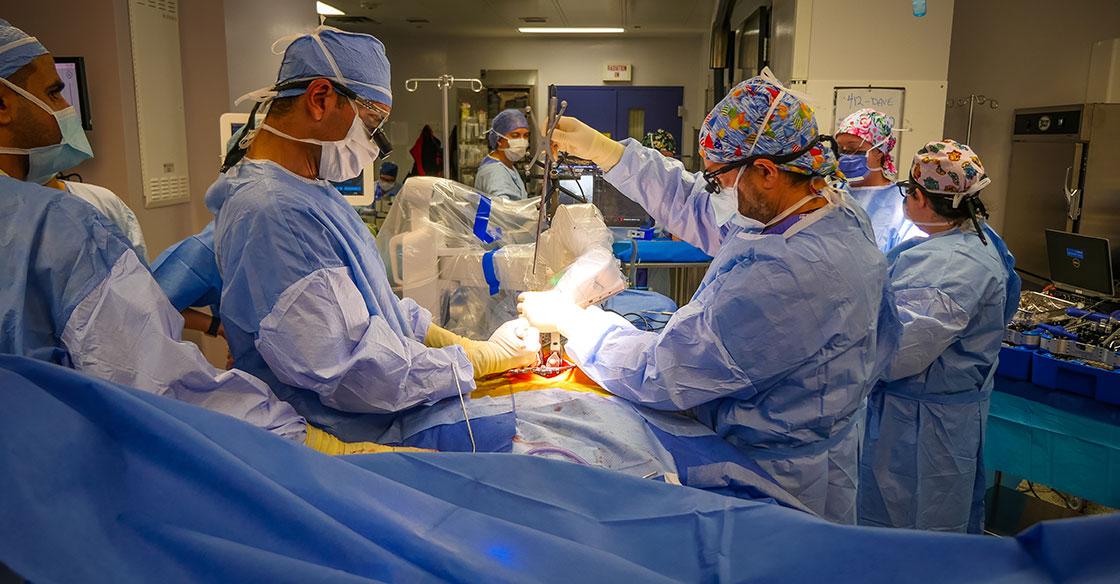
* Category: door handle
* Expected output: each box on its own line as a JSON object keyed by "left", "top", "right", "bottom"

{"left": 1064, "top": 166, "right": 1081, "bottom": 221}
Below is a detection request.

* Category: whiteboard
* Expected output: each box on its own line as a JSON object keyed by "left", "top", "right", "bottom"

{"left": 832, "top": 87, "right": 906, "bottom": 171}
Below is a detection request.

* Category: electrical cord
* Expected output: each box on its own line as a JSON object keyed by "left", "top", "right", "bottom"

{"left": 452, "top": 362, "right": 476, "bottom": 453}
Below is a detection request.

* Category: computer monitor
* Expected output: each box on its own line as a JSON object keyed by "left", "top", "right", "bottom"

{"left": 556, "top": 163, "right": 596, "bottom": 205}
{"left": 593, "top": 174, "right": 651, "bottom": 228}
{"left": 218, "top": 112, "right": 375, "bottom": 207}
{"left": 54, "top": 57, "right": 92, "bottom": 130}
{"left": 1045, "top": 229, "right": 1115, "bottom": 298}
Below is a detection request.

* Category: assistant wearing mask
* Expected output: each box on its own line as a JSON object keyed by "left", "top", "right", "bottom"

{"left": 0, "top": 19, "right": 321, "bottom": 447}
{"left": 374, "top": 160, "right": 400, "bottom": 200}
{"left": 0, "top": 45, "right": 147, "bottom": 258}
{"left": 205, "top": 26, "right": 537, "bottom": 442}
{"left": 474, "top": 108, "right": 530, "bottom": 200}
{"left": 835, "top": 108, "right": 922, "bottom": 253}
{"left": 859, "top": 140, "right": 1020, "bottom": 533}
{"left": 0, "top": 74, "right": 92, "bottom": 184}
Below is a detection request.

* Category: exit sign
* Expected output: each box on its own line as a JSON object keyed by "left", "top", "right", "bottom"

{"left": 604, "top": 63, "right": 632, "bottom": 81}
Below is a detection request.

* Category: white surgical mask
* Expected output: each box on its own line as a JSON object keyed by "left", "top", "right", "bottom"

{"left": 259, "top": 100, "right": 379, "bottom": 182}
{"left": 710, "top": 166, "right": 765, "bottom": 229}
{"left": 378, "top": 179, "right": 395, "bottom": 191}
{"left": 502, "top": 136, "right": 529, "bottom": 162}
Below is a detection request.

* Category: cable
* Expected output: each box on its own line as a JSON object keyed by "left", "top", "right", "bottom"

{"left": 452, "top": 362, "right": 476, "bottom": 453}
{"left": 560, "top": 154, "right": 586, "bottom": 201}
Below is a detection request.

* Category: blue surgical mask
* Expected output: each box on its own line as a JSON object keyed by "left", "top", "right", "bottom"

{"left": 838, "top": 153, "right": 870, "bottom": 181}
{"left": 0, "top": 76, "right": 94, "bottom": 184}
{"left": 838, "top": 137, "right": 889, "bottom": 182}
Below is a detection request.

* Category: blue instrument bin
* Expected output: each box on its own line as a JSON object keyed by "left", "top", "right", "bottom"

{"left": 996, "top": 345, "right": 1033, "bottom": 380}
{"left": 1030, "top": 352, "right": 1120, "bottom": 402}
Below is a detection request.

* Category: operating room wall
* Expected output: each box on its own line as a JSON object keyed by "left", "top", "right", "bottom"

{"left": 944, "top": 0, "right": 1120, "bottom": 233}
{"left": 223, "top": 0, "right": 318, "bottom": 106}
{"left": 371, "top": 34, "right": 708, "bottom": 173}
{"left": 785, "top": 0, "right": 955, "bottom": 186}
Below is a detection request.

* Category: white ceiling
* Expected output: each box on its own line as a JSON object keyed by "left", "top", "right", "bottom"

{"left": 321, "top": 0, "right": 715, "bottom": 37}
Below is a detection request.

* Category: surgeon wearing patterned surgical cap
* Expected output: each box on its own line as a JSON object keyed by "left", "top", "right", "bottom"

{"left": 518, "top": 69, "right": 901, "bottom": 524}
{"left": 859, "top": 139, "right": 1021, "bottom": 533}
{"left": 835, "top": 108, "right": 923, "bottom": 252}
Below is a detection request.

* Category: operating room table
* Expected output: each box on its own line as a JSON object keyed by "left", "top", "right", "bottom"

{"left": 2, "top": 355, "right": 1119, "bottom": 583}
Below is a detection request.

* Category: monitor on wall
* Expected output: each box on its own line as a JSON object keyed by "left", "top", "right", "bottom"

{"left": 54, "top": 57, "right": 92, "bottom": 130}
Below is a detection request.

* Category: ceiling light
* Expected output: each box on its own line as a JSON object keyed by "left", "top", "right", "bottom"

{"left": 316, "top": 2, "right": 345, "bottom": 16}
{"left": 518, "top": 27, "right": 625, "bottom": 34}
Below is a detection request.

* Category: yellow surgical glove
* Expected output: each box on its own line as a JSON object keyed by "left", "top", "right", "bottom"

{"left": 424, "top": 319, "right": 540, "bottom": 378}
{"left": 551, "top": 116, "right": 625, "bottom": 171}
{"left": 304, "top": 425, "right": 433, "bottom": 455}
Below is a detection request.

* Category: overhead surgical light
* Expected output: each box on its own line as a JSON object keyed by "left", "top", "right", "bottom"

{"left": 518, "top": 27, "right": 625, "bottom": 34}
{"left": 316, "top": 2, "right": 345, "bottom": 16}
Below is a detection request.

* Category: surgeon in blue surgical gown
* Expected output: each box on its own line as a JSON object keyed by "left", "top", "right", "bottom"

{"left": 858, "top": 140, "right": 1020, "bottom": 533}
{"left": 0, "top": 19, "right": 307, "bottom": 444}
{"left": 209, "top": 26, "right": 538, "bottom": 440}
{"left": 519, "top": 70, "right": 900, "bottom": 523}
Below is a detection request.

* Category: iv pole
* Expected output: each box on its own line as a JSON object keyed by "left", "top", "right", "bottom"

{"left": 404, "top": 75, "right": 484, "bottom": 178}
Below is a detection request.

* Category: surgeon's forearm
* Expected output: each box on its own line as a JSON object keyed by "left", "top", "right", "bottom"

{"left": 603, "top": 140, "right": 726, "bottom": 256}
{"left": 562, "top": 307, "right": 725, "bottom": 411}
{"left": 256, "top": 268, "right": 473, "bottom": 414}
{"left": 182, "top": 308, "right": 222, "bottom": 337}
{"left": 885, "top": 314, "right": 960, "bottom": 381}
{"left": 62, "top": 252, "right": 307, "bottom": 441}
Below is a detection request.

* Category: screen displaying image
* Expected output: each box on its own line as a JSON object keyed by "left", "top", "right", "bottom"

{"left": 54, "top": 61, "right": 82, "bottom": 121}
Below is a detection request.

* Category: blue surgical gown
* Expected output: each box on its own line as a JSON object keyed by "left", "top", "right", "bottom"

{"left": 0, "top": 175, "right": 304, "bottom": 440}
{"left": 151, "top": 221, "right": 221, "bottom": 312}
{"left": 847, "top": 183, "right": 924, "bottom": 253}
{"left": 206, "top": 158, "right": 474, "bottom": 441}
{"left": 859, "top": 224, "right": 1020, "bottom": 533}
{"left": 474, "top": 156, "right": 528, "bottom": 200}
{"left": 561, "top": 140, "right": 899, "bottom": 523}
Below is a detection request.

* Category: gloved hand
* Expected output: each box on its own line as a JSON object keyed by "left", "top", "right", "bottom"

{"left": 305, "top": 425, "right": 434, "bottom": 455}
{"left": 551, "top": 116, "right": 625, "bottom": 171}
{"left": 516, "top": 290, "right": 584, "bottom": 334}
{"left": 424, "top": 320, "right": 540, "bottom": 378}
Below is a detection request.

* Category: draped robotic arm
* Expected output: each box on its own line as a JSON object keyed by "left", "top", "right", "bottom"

{"left": 376, "top": 177, "right": 625, "bottom": 372}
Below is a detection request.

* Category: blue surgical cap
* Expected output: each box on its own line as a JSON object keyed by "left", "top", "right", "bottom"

{"left": 0, "top": 20, "right": 48, "bottom": 79}
{"left": 489, "top": 108, "right": 529, "bottom": 150}
{"left": 379, "top": 161, "right": 398, "bottom": 177}
{"left": 273, "top": 26, "right": 392, "bottom": 106}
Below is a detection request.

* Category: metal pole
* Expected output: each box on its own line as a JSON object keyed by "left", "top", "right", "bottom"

{"left": 965, "top": 95, "right": 976, "bottom": 144}
{"left": 441, "top": 76, "right": 451, "bottom": 178}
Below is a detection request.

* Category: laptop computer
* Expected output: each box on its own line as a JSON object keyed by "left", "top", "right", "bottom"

{"left": 1045, "top": 229, "right": 1116, "bottom": 298}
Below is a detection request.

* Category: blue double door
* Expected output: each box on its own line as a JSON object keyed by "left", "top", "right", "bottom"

{"left": 553, "top": 86, "right": 683, "bottom": 156}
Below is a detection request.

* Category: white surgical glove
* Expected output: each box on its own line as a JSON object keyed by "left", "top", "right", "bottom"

{"left": 489, "top": 317, "right": 542, "bottom": 356}
{"left": 516, "top": 291, "right": 584, "bottom": 334}
{"left": 550, "top": 116, "right": 625, "bottom": 171}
